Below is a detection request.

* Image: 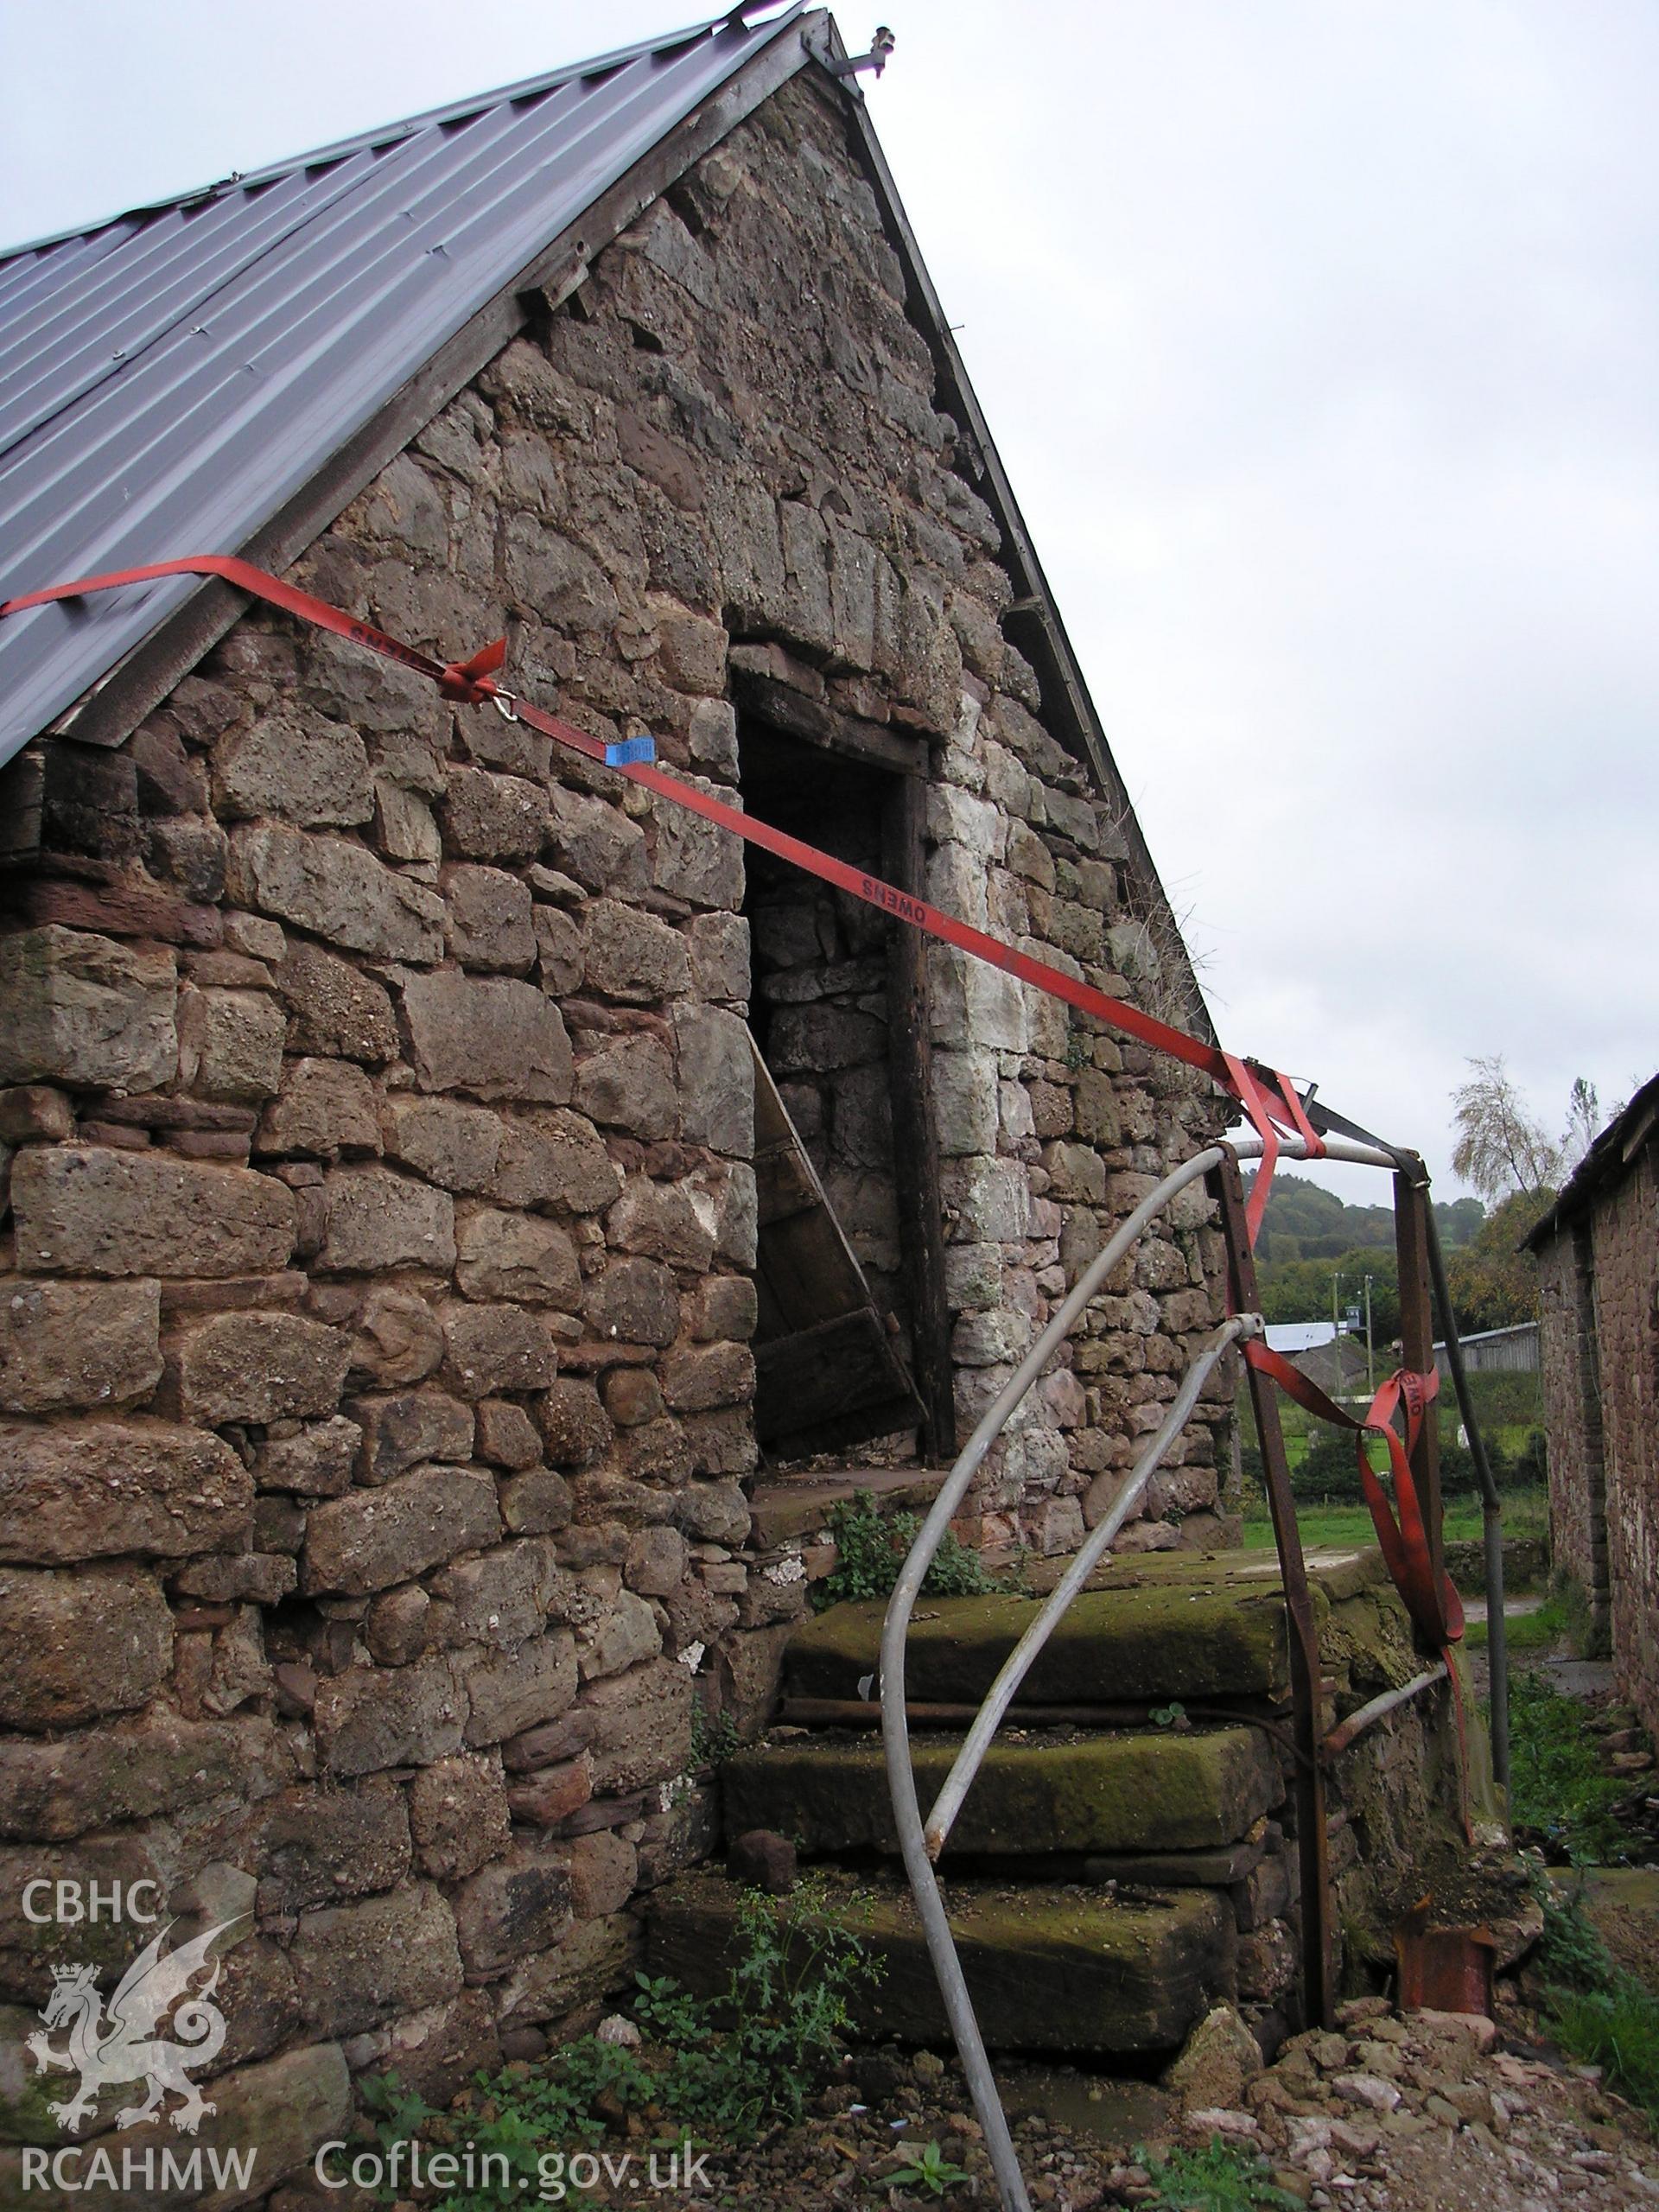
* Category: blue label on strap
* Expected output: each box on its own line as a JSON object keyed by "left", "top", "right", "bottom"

{"left": 603, "top": 737, "right": 656, "bottom": 766}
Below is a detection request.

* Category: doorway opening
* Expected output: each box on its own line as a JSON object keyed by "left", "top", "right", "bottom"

{"left": 737, "top": 711, "right": 950, "bottom": 1468}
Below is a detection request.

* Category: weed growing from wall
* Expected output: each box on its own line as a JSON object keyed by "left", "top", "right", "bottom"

{"left": 361, "top": 1876, "right": 882, "bottom": 2209}
{"left": 812, "top": 1489, "right": 1017, "bottom": 1611}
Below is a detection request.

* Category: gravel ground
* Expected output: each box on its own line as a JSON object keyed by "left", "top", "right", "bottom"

{"left": 629, "top": 1991, "right": 1659, "bottom": 2212}
{"left": 1195, "top": 1992, "right": 1659, "bottom": 2212}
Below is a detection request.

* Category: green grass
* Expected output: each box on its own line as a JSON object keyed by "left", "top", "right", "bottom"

{"left": 1506, "top": 1705, "right": 1659, "bottom": 2117}
{"left": 1552, "top": 1986, "right": 1659, "bottom": 2116}
{"left": 1489, "top": 1421, "right": 1536, "bottom": 1458}
{"left": 1464, "top": 1590, "right": 1567, "bottom": 1653}
{"left": 1489, "top": 1487, "right": 1551, "bottom": 1542}
{"left": 1240, "top": 1498, "right": 1484, "bottom": 1553}
{"left": 1242, "top": 1503, "right": 1382, "bottom": 1552}
{"left": 1239, "top": 1488, "right": 1557, "bottom": 1641}
{"left": 1138, "top": 2138, "right": 1304, "bottom": 2211}
{"left": 1241, "top": 1487, "right": 1548, "bottom": 1555}
{"left": 1534, "top": 1876, "right": 1659, "bottom": 2119}
{"left": 1508, "top": 1671, "right": 1631, "bottom": 1865}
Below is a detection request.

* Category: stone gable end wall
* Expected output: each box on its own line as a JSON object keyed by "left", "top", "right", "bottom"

{"left": 0, "top": 72, "right": 1230, "bottom": 2185}
{"left": 1536, "top": 1230, "right": 1609, "bottom": 1647}
{"left": 1538, "top": 1148, "right": 1659, "bottom": 1732}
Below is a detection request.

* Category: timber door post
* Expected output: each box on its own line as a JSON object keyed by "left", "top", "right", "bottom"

{"left": 883, "top": 772, "right": 954, "bottom": 1461}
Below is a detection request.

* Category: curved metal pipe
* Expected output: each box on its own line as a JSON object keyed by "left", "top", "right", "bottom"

{"left": 876, "top": 1144, "right": 1229, "bottom": 2212}
{"left": 923, "top": 1314, "right": 1256, "bottom": 1856}
{"left": 878, "top": 1129, "right": 1399, "bottom": 2212}
{"left": 1323, "top": 1663, "right": 1448, "bottom": 1759}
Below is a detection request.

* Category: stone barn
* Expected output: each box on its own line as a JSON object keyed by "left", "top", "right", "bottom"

{"left": 0, "top": 6, "right": 1248, "bottom": 2189}
{"left": 1529, "top": 1074, "right": 1659, "bottom": 1717}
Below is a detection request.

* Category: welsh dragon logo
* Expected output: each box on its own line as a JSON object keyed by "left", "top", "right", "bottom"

{"left": 26, "top": 1916, "right": 244, "bottom": 2137}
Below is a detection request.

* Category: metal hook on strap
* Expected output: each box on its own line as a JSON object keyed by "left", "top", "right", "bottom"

{"left": 437, "top": 634, "right": 508, "bottom": 702}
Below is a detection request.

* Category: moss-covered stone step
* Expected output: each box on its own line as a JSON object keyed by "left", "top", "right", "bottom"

{"left": 722, "top": 1726, "right": 1282, "bottom": 1857}
{"left": 648, "top": 1866, "right": 1235, "bottom": 2055}
{"left": 785, "top": 1548, "right": 1382, "bottom": 1707}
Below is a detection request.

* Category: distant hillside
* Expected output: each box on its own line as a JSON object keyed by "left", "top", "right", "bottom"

{"left": 1239, "top": 1172, "right": 1515, "bottom": 1338}
{"left": 1244, "top": 1172, "right": 1483, "bottom": 1264}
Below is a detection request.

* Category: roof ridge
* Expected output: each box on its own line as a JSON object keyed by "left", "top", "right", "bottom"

{"left": 0, "top": 6, "right": 802, "bottom": 265}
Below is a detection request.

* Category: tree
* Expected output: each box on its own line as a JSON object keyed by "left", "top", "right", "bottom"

{"left": 1438, "top": 1196, "right": 1485, "bottom": 1249}
{"left": 1451, "top": 1056, "right": 1562, "bottom": 1201}
{"left": 1255, "top": 1246, "right": 1401, "bottom": 1340}
{"left": 1561, "top": 1077, "right": 1602, "bottom": 1171}
{"left": 1246, "top": 1172, "right": 1483, "bottom": 1263}
{"left": 1444, "top": 1188, "right": 1549, "bottom": 1332}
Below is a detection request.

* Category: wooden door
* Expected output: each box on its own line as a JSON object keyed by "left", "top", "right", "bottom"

{"left": 749, "top": 1033, "right": 926, "bottom": 1459}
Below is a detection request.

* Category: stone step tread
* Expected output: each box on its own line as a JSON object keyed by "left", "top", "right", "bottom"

{"left": 785, "top": 1547, "right": 1384, "bottom": 1707}
{"left": 648, "top": 1866, "right": 1235, "bottom": 2056}
{"left": 747, "top": 1467, "right": 944, "bottom": 1549}
{"left": 723, "top": 1725, "right": 1284, "bottom": 1857}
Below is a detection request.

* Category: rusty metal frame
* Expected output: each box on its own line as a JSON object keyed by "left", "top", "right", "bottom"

{"left": 1211, "top": 1147, "right": 1338, "bottom": 2031}
{"left": 1393, "top": 1164, "right": 1446, "bottom": 1602}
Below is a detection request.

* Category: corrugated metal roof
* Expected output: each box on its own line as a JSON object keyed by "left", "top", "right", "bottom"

{"left": 0, "top": 5, "right": 810, "bottom": 766}
{"left": 1431, "top": 1322, "right": 1539, "bottom": 1348}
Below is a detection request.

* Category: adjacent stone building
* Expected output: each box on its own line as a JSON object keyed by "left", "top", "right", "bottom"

{"left": 1529, "top": 1075, "right": 1659, "bottom": 1721}
{"left": 0, "top": 9, "right": 1238, "bottom": 2191}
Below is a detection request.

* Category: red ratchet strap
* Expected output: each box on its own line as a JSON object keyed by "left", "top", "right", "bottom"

{"left": 1222, "top": 1053, "right": 1320, "bottom": 1244}
{"left": 1224, "top": 1056, "right": 1281, "bottom": 1245}
{"left": 2, "top": 555, "right": 1290, "bottom": 1103}
{"left": 1246, "top": 1340, "right": 1471, "bottom": 1831}
{"left": 1244, "top": 1342, "right": 1460, "bottom": 1649}
{"left": 1270, "top": 1068, "right": 1324, "bottom": 1160}
{"left": 0, "top": 555, "right": 524, "bottom": 707}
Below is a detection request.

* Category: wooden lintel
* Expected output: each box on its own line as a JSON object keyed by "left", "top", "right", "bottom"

{"left": 729, "top": 664, "right": 926, "bottom": 776}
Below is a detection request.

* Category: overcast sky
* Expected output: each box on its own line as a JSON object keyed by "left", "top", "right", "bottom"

{"left": 3, "top": 1, "right": 1654, "bottom": 1201}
